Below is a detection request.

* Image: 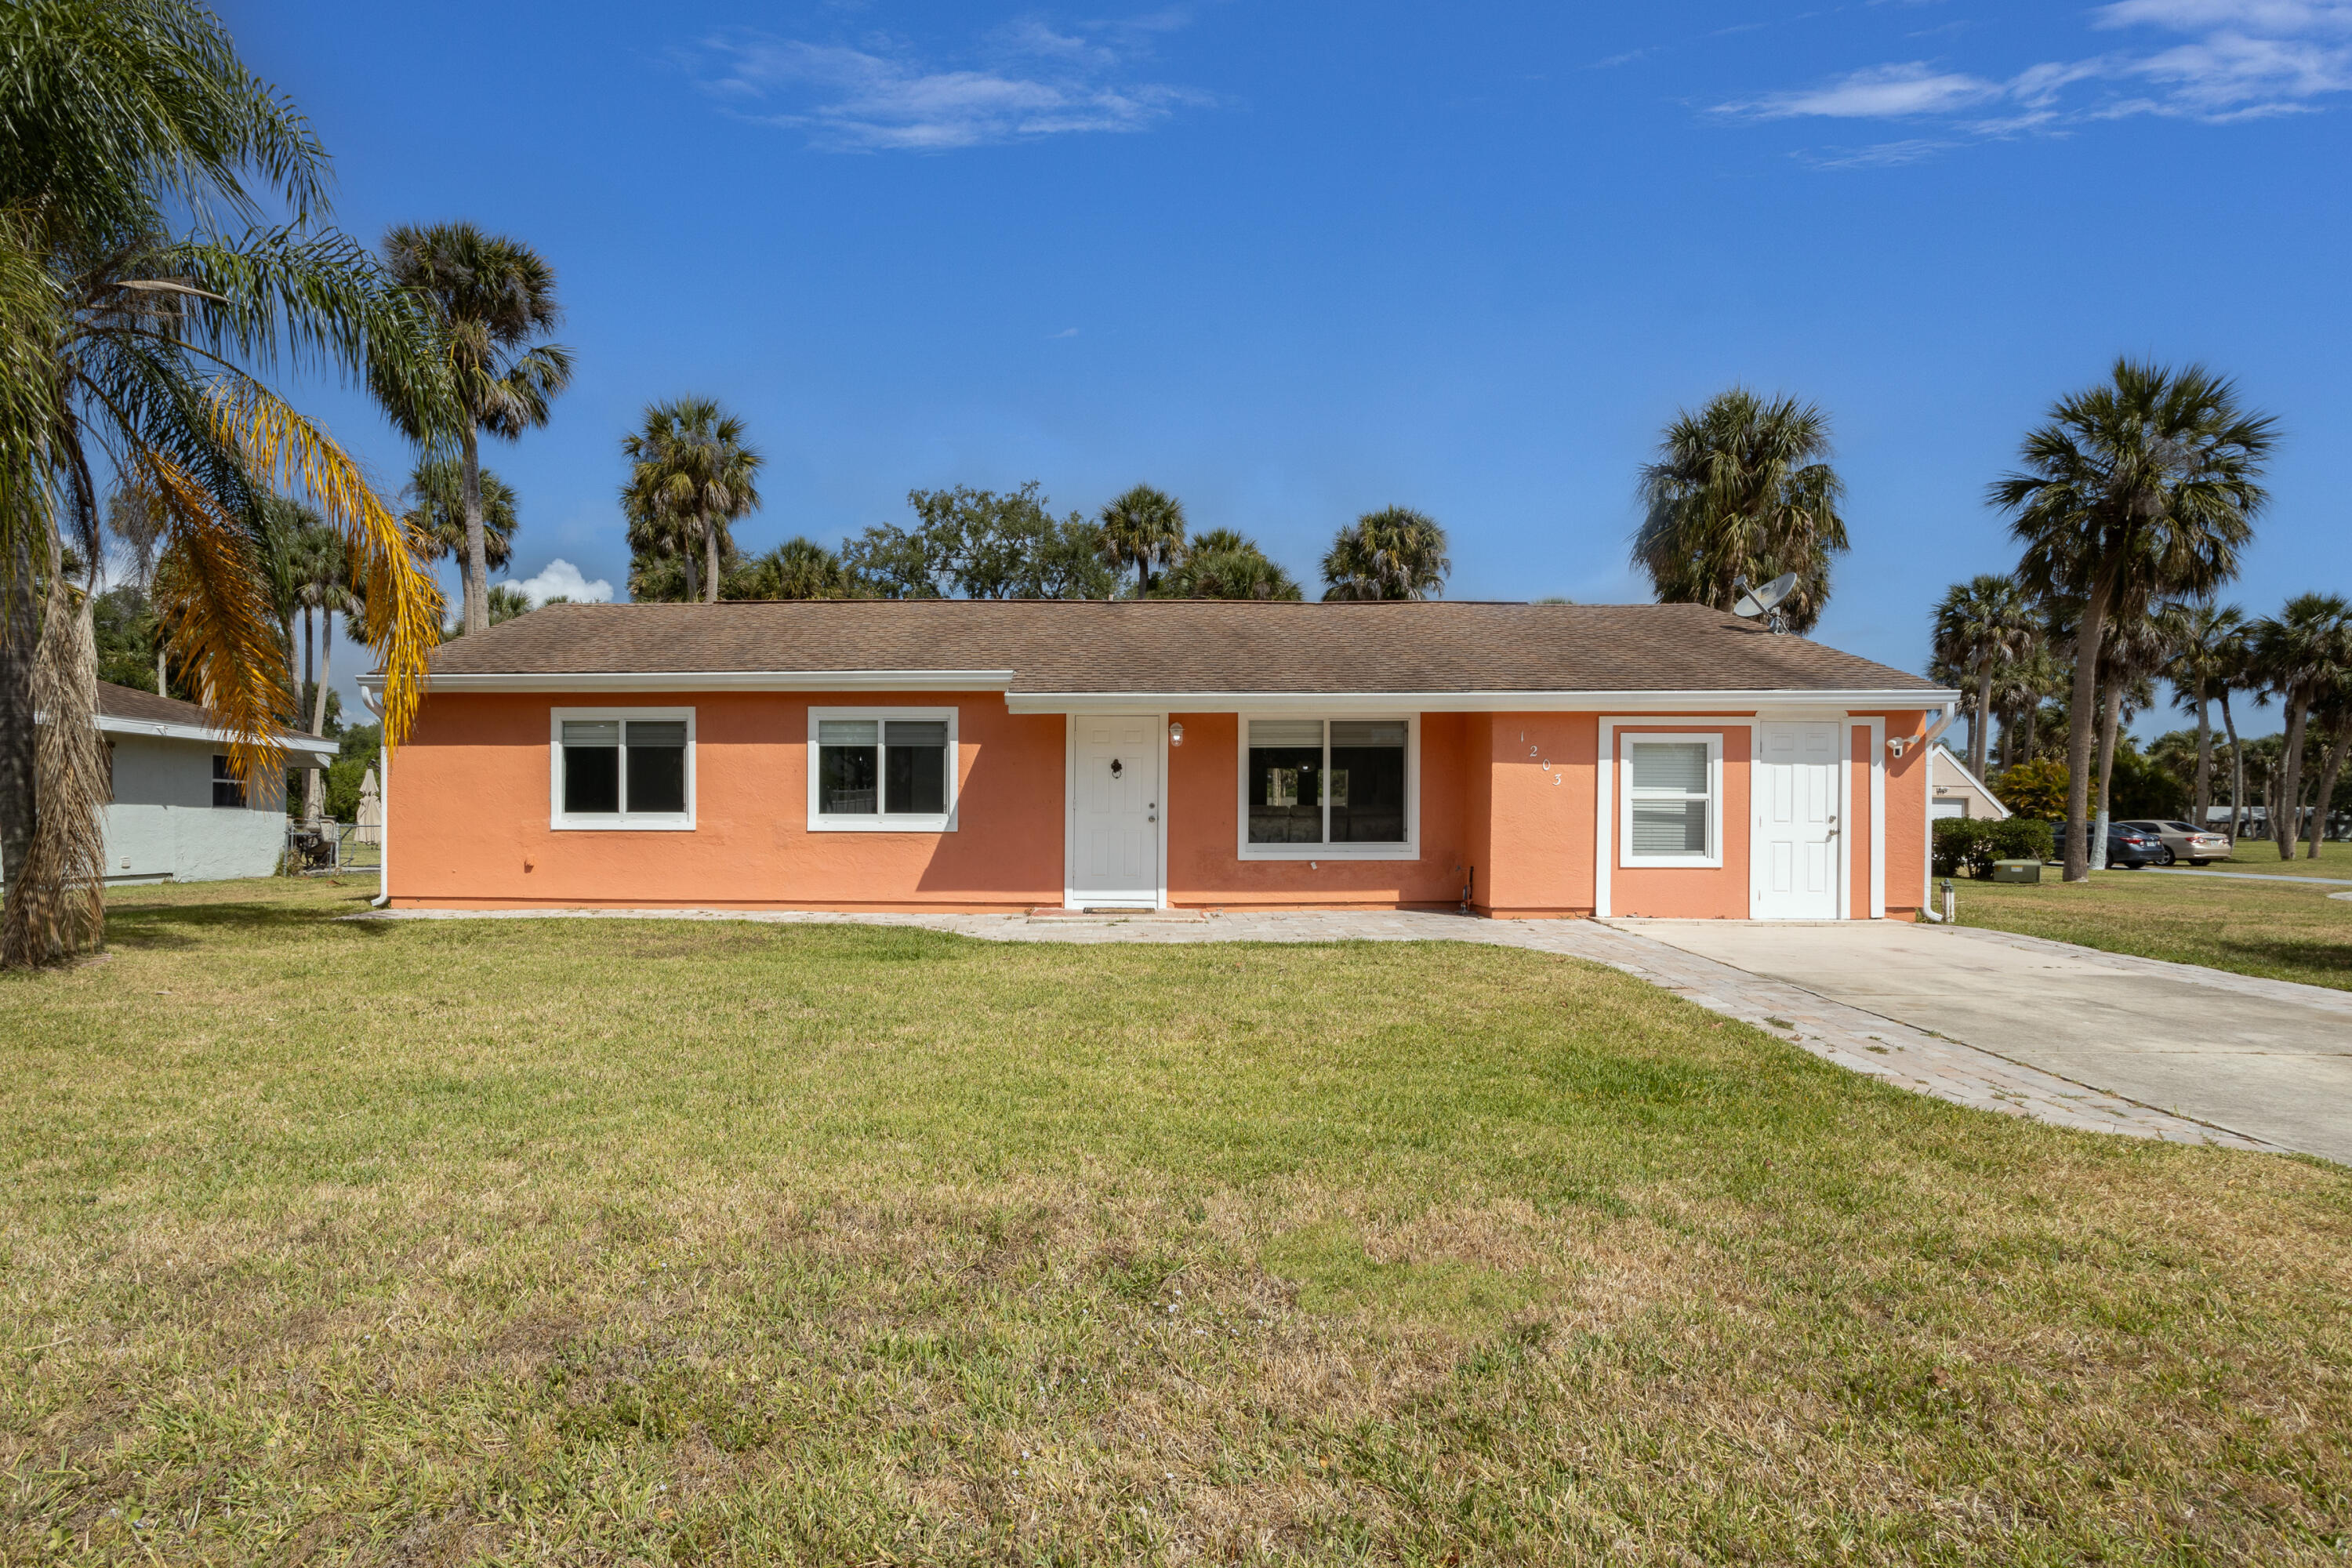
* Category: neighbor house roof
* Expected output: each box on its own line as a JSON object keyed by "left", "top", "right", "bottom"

{"left": 390, "top": 601, "right": 1950, "bottom": 710}
{"left": 96, "top": 681, "right": 338, "bottom": 760}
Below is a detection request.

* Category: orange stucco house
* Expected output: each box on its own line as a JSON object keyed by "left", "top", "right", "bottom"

{"left": 360, "top": 600, "right": 1955, "bottom": 920}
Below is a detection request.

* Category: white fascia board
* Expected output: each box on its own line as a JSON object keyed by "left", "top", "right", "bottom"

{"left": 1005, "top": 688, "right": 1959, "bottom": 715}
{"left": 95, "top": 713, "right": 338, "bottom": 762}
{"left": 358, "top": 670, "right": 1016, "bottom": 695}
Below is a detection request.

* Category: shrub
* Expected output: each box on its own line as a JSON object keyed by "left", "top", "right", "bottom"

{"left": 1933, "top": 815, "right": 2056, "bottom": 878}
{"left": 1993, "top": 757, "right": 2067, "bottom": 819}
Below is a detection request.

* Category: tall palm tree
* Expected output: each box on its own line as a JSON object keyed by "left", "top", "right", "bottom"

{"left": 380, "top": 222, "right": 572, "bottom": 636}
{"left": 1633, "top": 389, "right": 1848, "bottom": 633}
{"left": 1098, "top": 485, "right": 1187, "bottom": 597}
{"left": 2164, "top": 601, "right": 2249, "bottom": 831}
{"left": 2088, "top": 601, "right": 2179, "bottom": 866}
{"left": 2303, "top": 672, "right": 2352, "bottom": 858}
{"left": 1321, "top": 506, "right": 1450, "bottom": 601}
{"left": 401, "top": 456, "right": 517, "bottom": 575}
{"left": 1931, "top": 574, "right": 2038, "bottom": 779}
{"left": 1994, "top": 360, "right": 2274, "bottom": 880}
{"left": 620, "top": 398, "right": 762, "bottom": 604}
{"left": 2249, "top": 593, "right": 2352, "bottom": 859}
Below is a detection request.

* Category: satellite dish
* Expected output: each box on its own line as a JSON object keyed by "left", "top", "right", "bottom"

{"left": 1732, "top": 572, "right": 1800, "bottom": 620}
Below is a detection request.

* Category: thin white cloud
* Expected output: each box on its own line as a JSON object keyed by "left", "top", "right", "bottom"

{"left": 503, "top": 559, "right": 612, "bottom": 608}
{"left": 1722, "top": 0, "right": 2352, "bottom": 154}
{"left": 683, "top": 16, "right": 1210, "bottom": 151}
{"left": 1737, "top": 63, "right": 2002, "bottom": 118}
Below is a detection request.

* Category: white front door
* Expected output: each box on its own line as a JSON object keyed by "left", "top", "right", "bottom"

{"left": 1071, "top": 716, "right": 1159, "bottom": 907}
{"left": 1752, "top": 721, "right": 1842, "bottom": 920}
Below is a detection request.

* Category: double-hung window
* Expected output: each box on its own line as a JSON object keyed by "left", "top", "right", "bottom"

{"left": 211, "top": 755, "right": 245, "bottom": 809}
{"left": 551, "top": 709, "right": 694, "bottom": 829}
{"left": 808, "top": 708, "right": 956, "bottom": 831}
{"left": 1620, "top": 735, "right": 1721, "bottom": 866}
{"left": 1239, "top": 717, "right": 1415, "bottom": 859}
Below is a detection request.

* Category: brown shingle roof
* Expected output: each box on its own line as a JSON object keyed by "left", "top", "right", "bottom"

{"left": 97, "top": 681, "right": 224, "bottom": 728}
{"left": 97, "top": 681, "right": 328, "bottom": 741}
{"left": 419, "top": 601, "right": 1940, "bottom": 695}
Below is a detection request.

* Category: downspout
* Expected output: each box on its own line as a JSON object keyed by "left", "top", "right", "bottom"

{"left": 358, "top": 683, "right": 387, "bottom": 908}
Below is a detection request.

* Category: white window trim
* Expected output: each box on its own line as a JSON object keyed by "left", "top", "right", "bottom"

{"left": 1618, "top": 731, "right": 1725, "bottom": 869}
{"left": 550, "top": 706, "right": 697, "bottom": 831}
{"left": 1234, "top": 713, "right": 1420, "bottom": 862}
{"left": 807, "top": 706, "right": 959, "bottom": 833}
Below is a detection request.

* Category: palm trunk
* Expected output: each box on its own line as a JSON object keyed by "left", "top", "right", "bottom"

{"left": 681, "top": 532, "right": 699, "bottom": 604}
{"left": 462, "top": 426, "right": 488, "bottom": 637}
{"left": 2060, "top": 576, "right": 2112, "bottom": 881}
{"left": 2220, "top": 690, "right": 2242, "bottom": 841}
{"left": 2308, "top": 728, "right": 2345, "bottom": 858}
{"left": 0, "top": 544, "right": 37, "bottom": 890}
{"left": 2190, "top": 682, "right": 2212, "bottom": 829}
{"left": 1971, "top": 662, "right": 1994, "bottom": 780}
{"left": 304, "top": 606, "right": 334, "bottom": 821}
{"left": 155, "top": 644, "right": 167, "bottom": 697}
{"left": 302, "top": 604, "right": 314, "bottom": 714}
{"left": 2276, "top": 692, "right": 2312, "bottom": 860}
{"left": 2092, "top": 672, "right": 2124, "bottom": 871}
{"left": 704, "top": 514, "right": 721, "bottom": 604}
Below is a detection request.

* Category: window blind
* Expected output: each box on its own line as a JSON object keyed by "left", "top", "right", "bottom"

{"left": 1330, "top": 720, "right": 1406, "bottom": 748}
{"left": 1632, "top": 800, "right": 1708, "bottom": 855}
{"left": 1630, "top": 742, "right": 1708, "bottom": 793}
{"left": 818, "top": 719, "right": 877, "bottom": 746}
{"left": 884, "top": 720, "right": 948, "bottom": 747}
{"left": 561, "top": 720, "right": 619, "bottom": 746}
{"left": 626, "top": 720, "right": 686, "bottom": 748}
{"left": 1248, "top": 719, "right": 1323, "bottom": 749}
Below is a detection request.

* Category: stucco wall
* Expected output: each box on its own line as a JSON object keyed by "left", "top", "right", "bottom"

{"left": 383, "top": 691, "right": 1936, "bottom": 917}
{"left": 387, "top": 691, "right": 1066, "bottom": 910}
{"left": 1163, "top": 711, "right": 1472, "bottom": 909}
{"left": 97, "top": 732, "right": 287, "bottom": 884}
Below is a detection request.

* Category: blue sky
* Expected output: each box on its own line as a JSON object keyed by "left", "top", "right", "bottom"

{"left": 222, "top": 1, "right": 2352, "bottom": 724}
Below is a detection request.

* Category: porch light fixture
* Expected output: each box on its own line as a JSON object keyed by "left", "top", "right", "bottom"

{"left": 1168, "top": 721, "right": 1183, "bottom": 746}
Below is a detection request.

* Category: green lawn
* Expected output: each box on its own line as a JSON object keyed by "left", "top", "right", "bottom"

{"left": 1955, "top": 866, "right": 2352, "bottom": 990}
{"left": 2202, "top": 840, "right": 2352, "bottom": 878}
{"left": 5, "top": 880, "right": 2350, "bottom": 1564}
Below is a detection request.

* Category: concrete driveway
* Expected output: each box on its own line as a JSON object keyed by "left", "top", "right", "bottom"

{"left": 1615, "top": 920, "right": 2352, "bottom": 1165}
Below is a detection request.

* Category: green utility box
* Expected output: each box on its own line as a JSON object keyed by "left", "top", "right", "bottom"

{"left": 1991, "top": 859, "right": 2042, "bottom": 884}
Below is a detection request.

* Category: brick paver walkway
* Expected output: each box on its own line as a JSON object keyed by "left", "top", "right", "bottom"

{"left": 367, "top": 906, "right": 2274, "bottom": 1152}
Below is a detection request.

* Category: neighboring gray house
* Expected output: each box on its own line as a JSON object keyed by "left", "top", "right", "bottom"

{"left": 98, "top": 681, "right": 337, "bottom": 884}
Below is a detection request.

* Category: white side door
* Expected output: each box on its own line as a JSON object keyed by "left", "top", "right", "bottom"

{"left": 1070, "top": 716, "right": 1159, "bottom": 907}
{"left": 1752, "top": 721, "right": 1842, "bottom": 920}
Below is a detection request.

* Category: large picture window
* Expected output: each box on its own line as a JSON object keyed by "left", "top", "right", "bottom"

{"left": 809, "top": 708, "right": 956, "bottom": 831}
{"left": 1619, "top": 733, "right": 1722, "bottom": 867}
{"left": 1240, "top": 717, "right": 1415, "bottom": 859}
{"left": 551, "top": 710, "right": 695, "bottom": 829}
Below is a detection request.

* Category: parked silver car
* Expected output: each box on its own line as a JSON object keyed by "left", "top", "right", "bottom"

{"left": 2118, "top": 819, "right": 2233, "bottom": 866}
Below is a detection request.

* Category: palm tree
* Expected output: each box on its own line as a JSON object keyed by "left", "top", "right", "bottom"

{"left": 2088, "top": 601, "right": 2179, "bottom": 865}
{"left": 1994, "top": 360, "right": 2274, "bottom": 880}
{"left": 735, "top": 537, "right": 850, "bottom": 600}
{"left": 444, "top": 583, "right": 534, "bottom": 638}
{"left": 0, "top": 0, "right": 450, "bottom": 967}
{"left": 1632, "top": 389, "right": 1848, "bottom": 633}
{"left": 401, "top": 456, "right": 517, "bottom": 575}
{"left": 2249, "top": 593, "right": 2352, "bottom": 859}
{"left": 1931, "top": 575, "right": 2038, "bottom": 780}
{"left": 1321, "top": 507, "right": 1450, "bottom": 601}
{"left": 1157, "top": 528, "right": 1302, "bottom": 601}
{"left": 2164, "top": 601, "right": 2249, "bottom": 832}
{"left": 380, "top": 222, "right": 572, "bottom": 637}
{"left": 2303, "top": 672, "right": 2352, "bottom": 858}
{"left": 1098, "top": 485, "right": 1187, "bottom": 597}
{"left": 620, "top": 398, "right": 762, "bottom": 604}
